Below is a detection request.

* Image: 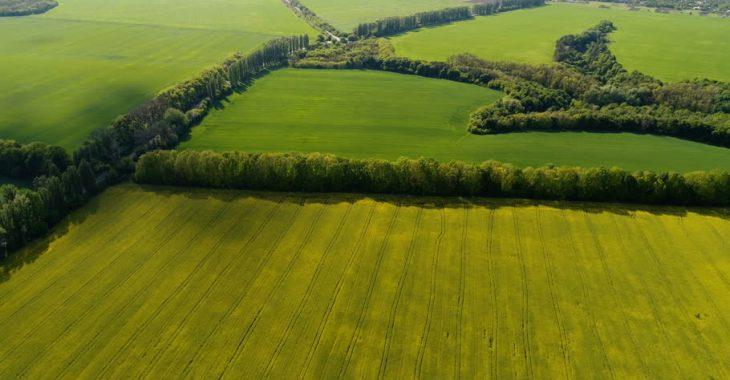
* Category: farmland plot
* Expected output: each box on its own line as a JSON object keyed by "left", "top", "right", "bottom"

{"left": 0, "top": 0, "right": 315, "bottom": 148}
{"left": 390, "top": 2, "right": 730, "bottom": 82}
{"left": 0, "top": 184, "right": 728, "bottom": 378}
{"left": 181, "top": 68, "right": 730, "bottom": 172}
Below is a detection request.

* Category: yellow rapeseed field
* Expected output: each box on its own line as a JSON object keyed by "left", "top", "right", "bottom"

{"left": 0, "top": 184, "right": 727, "bottom": 378}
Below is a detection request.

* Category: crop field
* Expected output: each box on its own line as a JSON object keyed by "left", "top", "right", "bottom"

{"left": 0, "top": 0, "right": 314, "bottom": 149}
{"left": 390, "top": 2, "right": 730, "bottom": 82}
{"left": 299, "top": 0, "right": 470, "bottom": 31}
{"left": 0, "top": 184, "right": 728, "bottom": 378}
{"left": 181, "top": 68, "right": 730, "bottom": 172}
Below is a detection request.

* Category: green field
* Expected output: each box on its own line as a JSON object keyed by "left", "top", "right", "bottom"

{"left": 0, "top": 184, "right": 728, "bottom": 378}
{"left": 390, "top": 2, "right": 730, "bottom": 82}
{"left": 0, "top": 0, "right": 314, "bottom": 149}
{"left": 181, "top": 68, "right": 730, "bottom": 172}
{"left": 299, "top": 0, "right": 470, "bottom": 31}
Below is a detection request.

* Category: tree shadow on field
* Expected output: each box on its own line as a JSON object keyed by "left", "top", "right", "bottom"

{"left": 134, "top": 183, "right": 730, "bottom": 221}
{"left": 178, "top": 71, "right": 270, "bottom": 145}
{"left": 3, "top": 182, "right": 725, "bottom": 285}
{"left": 0, "top": 192, "right": 101, "bottom": 284}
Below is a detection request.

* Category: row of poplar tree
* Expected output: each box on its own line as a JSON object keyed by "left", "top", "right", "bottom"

{"left": 354, "top": 0, "right": 546, "bottom": 37}
{"left": 135, "top": 150, "right": 730, "bottom": 206}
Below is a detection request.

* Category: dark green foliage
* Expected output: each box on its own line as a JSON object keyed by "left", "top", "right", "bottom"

{"left": 354, "top": 0, "right": 547, "bottom": 37}
{"left": 472, "top": 1, "right": 500, "bottom": 15}
{"left": 353, "top": 0, "right": 548, "bottom": 37}
{"left": 0, "top": 0, "right": 57, "bottom": 16}
{"left": 292, "top": 38, "right": 394, "bottom": 69}
{"left": 497, "top": 0, "right": 546, "bottom": 11}
{"left": 281, "top": 0, "right": 343, "bottom": 37}
{"left": 355, "top": 7, "right": 472, "bottom": 37}
{"left": 554, "top": 21, "right": 729, "bottom": 112}
{"left": 463, "top": 22, "right": 730, "bottom": 142}
{"left": 654, "top": 80, "right": 730, "bottom": 113}
{"left": 469, "top": 102, "right": 730, "bottom": 147}
{"left": 135, "top": 150, "right": 730, "bottom": 206}
{"left": 554, "top": 21, "right": 625, "bottom": 82}
{"left": 0, "top": 159, "right": 97, "bottom": 255}
{"left": 472, "top": 0, "right": 545, "bottom": 15}
{"left": 0, "top": 140, "right": 70, "bottom": 180}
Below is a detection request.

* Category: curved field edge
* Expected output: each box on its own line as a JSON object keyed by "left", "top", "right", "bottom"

{"left": 389, "top": 2, "right": 730, "bottom": 82}
{"left": 0, "top": 183, "right": 728, "bottom": 378}
{"left": 180, "top": 68, "right": 730, "bottom": 172}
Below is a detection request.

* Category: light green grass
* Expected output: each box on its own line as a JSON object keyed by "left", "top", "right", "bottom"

{"left": 390, "top": 2, "right": 730, "bottom": 82}
{"left": 181, "top": 68, "right": 730, "bottom": 172}
{"left": 299, "top": 0, "right": 470, "bottom": 31}
{"left": 0, "top": 0, "right": 315, "bottom": 149}
{"left": 0, "top": 183, "right": 728, "bottom": 377}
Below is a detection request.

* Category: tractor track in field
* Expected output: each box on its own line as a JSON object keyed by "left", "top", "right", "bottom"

{"left": 337, "top": 205, "right": 401, "bottom": 378}
{"left": 47, "top": 206, "right": 202, "bottom": 375}
{"left": 581, "top": 211, "right": 651, "bottom": 378}
{"left": 638, "top": 217, "right": 729, "bottom": 378}
{"left": 512, "top": 209, "right": 534, "bottom": 379}
{"left": 486, "top": 209, "right": 499, "bottom": 380}
{"left": 693, "top": 219, "right": 730, "bottom": 289}
{"left": 17, "top": 201, "right": 223, "bottom": 378}
{"left": 0, "top": 190, "right": 149, "bottom": 301}
{"left": 0, "top": 197, "right": 164, "bottom": 363}
{"left": 178, "top": 200, "right": 294, "bottom": 379}
{"left": 613, "top": 215, "right": 721, "bottom": 378}
{"left": 559, "top": 211, "right": 614, "bottom": 380}
{"left": 260, "top": 203, "right": 354, "bottom": 378}
{"left": 664, "top": 219, "right": 730, "bottom": 332}
{"left": 535, "top": 208, "right": 572, "bottom": 380}
{"left": 298, "top": 203, "right": 376, "bottom": 379}
{"left": 455, "top": 205, "right": 468, "bottom": 380}
{"left": 413, "top": 209, "right": 445, "bottom": 379}
{"left": 650, "top": 217, "right": 730, "bottom": 335}
{"left": 377, "top": 208, "right": 423, "bottom": 379}
{"left": 610, "top": 215, "right": 690, "bottom": 377}
{"left": 217, "top": 204, "right": 327, "bottom": 379}
{"left": 136, "top": 203, "right": 266, "bottom": 379}
{"left": 0, "top": 193, "right": 158, "bottom": 328}
{"left": 94, "top": 201, "right": 238, "bottom": 378}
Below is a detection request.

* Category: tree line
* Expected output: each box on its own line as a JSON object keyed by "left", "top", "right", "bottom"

{"left": 135, "top": 150, "right": 730, "bottom": 207}
{"left": 0, "top": 158, "right": 97, "bottom": 255}
{"left": 554, "top": 21, "right": 729, "bottom": 113}
{"left": 354, "top": 0, "right": 545, "bottom": 37}
{"left": 355, "top": 7, "right": 472, "bottom": 37}
{"left": 0, "top": 140, "right": 70, "bottom": 179}
{"left": 472, "top": 0, "right": 546, "bottom": 16}
{"left": 0, "top": 0, "right": 57, "bottom": 16}
{"left": 469, "top": 102, "right": 730, "bottom": 147}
